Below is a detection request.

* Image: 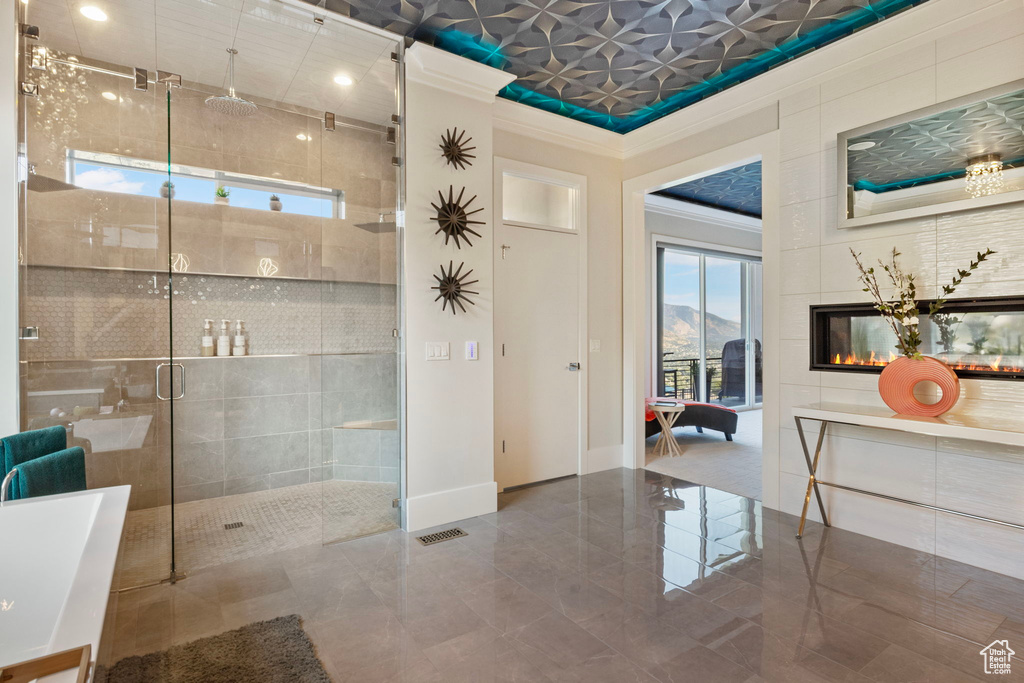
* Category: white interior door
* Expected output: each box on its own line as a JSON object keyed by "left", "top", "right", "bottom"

{"left": 495, "top": 224, "right": 580, "bottom": 489}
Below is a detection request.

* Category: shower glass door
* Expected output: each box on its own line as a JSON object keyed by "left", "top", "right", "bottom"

{"left": 16, "top": 0, "right": 404, "bottom": 588}
{"left": 16, "top": 32, "right": 175, "bottom": 589}
{"left": 165, "top": 84, "right": 331, "bottom": 573}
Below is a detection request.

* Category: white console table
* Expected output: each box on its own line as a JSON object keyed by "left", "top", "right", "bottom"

{"left": 792, "top": 402, "right": 1024, "bottom": 539}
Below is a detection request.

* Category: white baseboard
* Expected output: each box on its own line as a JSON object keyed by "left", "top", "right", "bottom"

{"left": 585, "top": 444, "right": 624, "bottom": 474}
{"left": 405, "top": 480, "right": 498, "bottom": 533}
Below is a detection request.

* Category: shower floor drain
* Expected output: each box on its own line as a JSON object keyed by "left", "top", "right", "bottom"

{"left": 224, "top": 522, "right": 244, "bottom": 530}
{"left": 416, "top": 527, "right": 467, "bottom": 546}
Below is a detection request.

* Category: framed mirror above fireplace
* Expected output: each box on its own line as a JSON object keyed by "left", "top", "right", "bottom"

{"left": 810, "top": 296, "right": 1024, "bottom": 381}
{"left": 838, "top": 78, "right": 1024, "bottom": 229}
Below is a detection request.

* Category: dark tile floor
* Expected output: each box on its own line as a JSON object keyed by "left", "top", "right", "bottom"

{"left": 112, "top": 468, "right": 1024, "bottom": 682}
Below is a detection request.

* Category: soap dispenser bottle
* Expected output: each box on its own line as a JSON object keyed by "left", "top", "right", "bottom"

{"left": 232, "top": 320, "right": 247, "bottom": 356}
{"left": 201, "top": 319, "right": 215, "bottom": 357}
{"left": 217, "top": 320, "right": 231, "bottom": 357}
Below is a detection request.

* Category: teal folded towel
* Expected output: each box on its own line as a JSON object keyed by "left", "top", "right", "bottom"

{"left": 1, "top": 426, "right": 67, "bottom": 477}
{"left": 11, "top": 447, "right": 87, "bottom": 500}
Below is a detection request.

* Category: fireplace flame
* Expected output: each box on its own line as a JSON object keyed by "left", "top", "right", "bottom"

{"left": 828, "top": 351, "right": 1023, "bottom": 373}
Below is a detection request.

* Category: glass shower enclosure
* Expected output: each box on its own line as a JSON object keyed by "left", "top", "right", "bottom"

{"left": 15, "top": 0, "right": 404, "bottom": 588}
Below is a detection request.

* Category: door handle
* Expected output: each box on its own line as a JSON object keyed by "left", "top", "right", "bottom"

{"left": 568, "top": 362, "right": 581, "bottom": 371}
{"left": 156, "top": 363, "right": 186, "bottom": 401}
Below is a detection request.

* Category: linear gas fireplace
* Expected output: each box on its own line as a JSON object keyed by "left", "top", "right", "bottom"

{"left": 810, "top": 296, "right": 1024, "bottom": 381}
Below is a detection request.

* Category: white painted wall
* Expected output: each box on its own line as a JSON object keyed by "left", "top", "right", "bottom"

{"left": 621, "top": 0, "right": 1024, "bottom": 579}
{"left": 1, "top": 0, "right": 19, "bottom": 436}
{"left": 402, "top": 45, "right": 513, "bottom": 531}
{"left": 645, "top": 205, "right": 762, "bottom": 254}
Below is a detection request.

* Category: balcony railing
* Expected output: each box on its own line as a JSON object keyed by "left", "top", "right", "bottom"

{"left": 662, "top": 352, "right": 762, "bottom": 406}
{"left": 661, "top": 355, "right": 722, "bottom": 402}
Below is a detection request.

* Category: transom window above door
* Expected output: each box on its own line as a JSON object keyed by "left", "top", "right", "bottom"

{"left": 501, "top": 172, "right": 580, "bottom": 232}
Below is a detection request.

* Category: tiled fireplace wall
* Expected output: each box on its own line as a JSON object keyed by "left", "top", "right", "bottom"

{"left": 773, "top": 7, "right": 1024, "bottom": 579}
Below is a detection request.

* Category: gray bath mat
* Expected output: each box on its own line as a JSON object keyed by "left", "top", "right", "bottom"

{"left": 100, "top": 614, "right": 331, "bottom": 683}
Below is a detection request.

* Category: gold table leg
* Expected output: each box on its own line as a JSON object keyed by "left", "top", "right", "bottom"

{"left": 795, "top": 416, "right": 830, "bottom": 539}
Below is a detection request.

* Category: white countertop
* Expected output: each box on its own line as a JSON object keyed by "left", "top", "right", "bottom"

{"left": 793, "top": 402, "right": 1024, "bottom": 448}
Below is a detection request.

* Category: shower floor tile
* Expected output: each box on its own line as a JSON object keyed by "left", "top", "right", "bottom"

{"left": 119, "top": 480, "right": 399, "bottom": 588}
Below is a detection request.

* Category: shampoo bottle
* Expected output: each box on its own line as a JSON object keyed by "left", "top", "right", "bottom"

{"left": 201, "top": 319, "right": 215, "bottom": 357}
{"left": 217, "top": 320, "right": 231, "bottom": 357}
{"left": 232, "top": 320, "right": 247, "bottom": 356}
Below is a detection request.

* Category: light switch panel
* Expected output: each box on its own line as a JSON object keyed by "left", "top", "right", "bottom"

{"left": 465, "top": 341, "right": 478, "bottom": 360}
{"left": 426, "top": 342, "right": 449, "bottom": 360}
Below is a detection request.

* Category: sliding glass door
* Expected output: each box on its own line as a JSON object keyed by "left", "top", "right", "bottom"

{"left": 657, "top": 245, "right": 762, "bottom": 408}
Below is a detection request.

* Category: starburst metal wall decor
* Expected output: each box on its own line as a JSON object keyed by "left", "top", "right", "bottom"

{"left": 430, "top": 186, "right": 484, "bottom": 248}
{"left": 431, "top": 261, "right": 479, "bottom": 315}
{"left": 439, "top": 128, "right": 476, "bottom": 169}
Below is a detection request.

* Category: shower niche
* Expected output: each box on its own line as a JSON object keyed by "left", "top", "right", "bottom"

{"left": 17, "top": 4, "right": 404, "bottom": 588}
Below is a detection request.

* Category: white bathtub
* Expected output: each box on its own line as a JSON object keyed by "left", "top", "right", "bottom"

{"left": 0, "top": 485, "right": 130, "bottom": 681}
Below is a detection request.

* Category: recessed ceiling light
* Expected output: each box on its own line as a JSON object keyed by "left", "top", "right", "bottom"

{"left": 333, "top": 74, "right": 353, "bottom": 86}
{"left": 79, "top": 5, "right": 107, "bottom": 21}
{"left": 101, "top": 91, "right": 117, "bottom": 101}
{"left": 296, "top": 133, "right": 308, "bottom": 141}
{"left": 847, "top": 141, "right": 876, "bottom": 151}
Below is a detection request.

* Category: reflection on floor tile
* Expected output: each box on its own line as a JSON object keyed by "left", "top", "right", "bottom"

{"left": 119, "top": 480, "right": 398, "bottom": 587}
{"left": 112, "top": 468, "right": 1024, "bottom": 682}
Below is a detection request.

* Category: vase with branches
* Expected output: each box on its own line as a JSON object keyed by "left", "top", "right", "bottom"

{"left": 850, "top": 247, "right": 995, "bottom": 358}
{"left": 849, "top": 246, "right": 995, "bottom": 417}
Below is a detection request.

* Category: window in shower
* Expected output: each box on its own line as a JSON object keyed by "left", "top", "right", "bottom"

{"left": 67, "top": 150, "right": 344, "bottom": 218}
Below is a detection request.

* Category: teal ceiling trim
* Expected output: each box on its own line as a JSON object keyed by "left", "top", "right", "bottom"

{"left": 429, "top": 0, "right": 929, "bottom": 134}
{"left": 853, "top": 156, "right": 1024, "bottom": 193}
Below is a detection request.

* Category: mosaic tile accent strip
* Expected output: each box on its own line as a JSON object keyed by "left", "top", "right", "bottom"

{"left": 21, "top": 266, "right": 397, "bottom": 360}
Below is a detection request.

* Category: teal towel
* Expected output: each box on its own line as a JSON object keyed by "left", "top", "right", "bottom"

{"left": 1, "top": 426, "right": 67, "bottom": 477}
{"left": 11, "top": 447, "right": 87, "bottom": 500}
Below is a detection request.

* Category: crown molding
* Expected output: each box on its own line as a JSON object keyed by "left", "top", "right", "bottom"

{"left": 492, "top": 98, "right": 624, "bottom": 159}
{"left": 406, "top": 42, "right": 515, "bottom": 103}
{"left": 620, "top": 0, "right": 1019, "bottom": 160}
{"left": 645, "top": 194, "right": 762, "bottom": 233}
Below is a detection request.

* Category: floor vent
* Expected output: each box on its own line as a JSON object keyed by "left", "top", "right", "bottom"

{"left": 416, "top": 527, "right": 467, "bottom": 546}
{"left": 224, "top": 522, "right": 244, "bottom": 530}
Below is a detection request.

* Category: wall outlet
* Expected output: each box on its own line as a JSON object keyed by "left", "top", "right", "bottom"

{"left": 466, "top": 341, "right": 478, "bottom": 360}
{"left": 426, "top": 342, "right": 449, "bottom": 360}
{"left": 590, "top": 339, "right": 601, "bottom": 352}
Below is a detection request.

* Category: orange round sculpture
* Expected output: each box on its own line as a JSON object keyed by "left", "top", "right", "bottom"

{"left": 878, "top": 356, "right": 960, "bottom": 417}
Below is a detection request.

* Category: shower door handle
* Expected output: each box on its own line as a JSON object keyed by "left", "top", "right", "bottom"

{"left": 156, "top": 363, "right": 186, "bottom": 401}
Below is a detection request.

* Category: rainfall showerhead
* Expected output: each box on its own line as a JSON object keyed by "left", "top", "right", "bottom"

{"left": 206, "top": 48, "right": 257, "bottom": 117}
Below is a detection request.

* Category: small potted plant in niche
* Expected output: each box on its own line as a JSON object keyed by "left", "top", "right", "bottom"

{"left": 269, "top": 194, "right": 282, "bottom": 211}
{"left": 160, "top": 181, "right": 175, "bottom": 199}
{"left": 850, "top": 246, "right": 995, "bottom": 417}
{"left": 214, "top": 186, "right": 230, "bottom": 205}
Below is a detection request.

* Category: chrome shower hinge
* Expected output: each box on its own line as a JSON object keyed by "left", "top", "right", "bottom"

{"left": 20, "top": 82, "right": 38, "bottom": 97}
{"left": 391, "top": 157, "right": 402, "bottom": 167}
{"left": 134, "top": 67, "right": 148, "bottom": 91}
{"left": 20, "top": 24, "right": 39, "bottom": 40}
{"left": 386, "top": 127, "right": 397, "bottom": 144}
{"left": 29, "top": 45, "right": 46, "bottom": 70}
{"left": 157, "top": 71, "right": 181, "bottom": 87}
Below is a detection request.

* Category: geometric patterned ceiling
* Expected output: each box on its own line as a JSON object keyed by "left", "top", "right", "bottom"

{"left": 314, "top": 0, "right": 930, "bottom": 133}
{"left": 654, "top": 161, "right": 763, "bottom": 217}
{"left": 848, "top": 88, "right": 1024, "bottom": 193}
